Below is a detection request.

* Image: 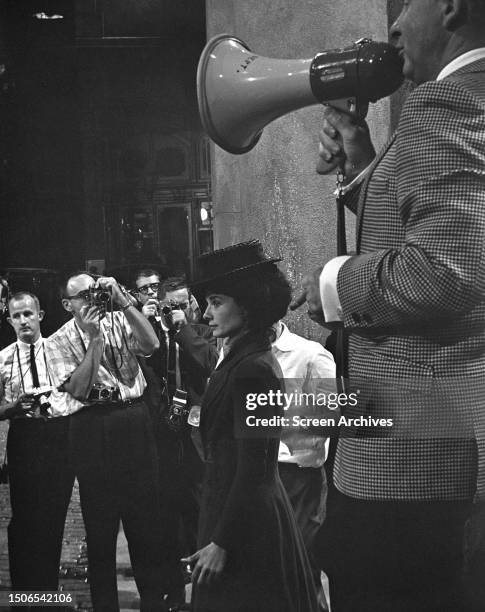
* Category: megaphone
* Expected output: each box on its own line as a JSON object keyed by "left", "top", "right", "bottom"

{"left": 197, "top": 35, "right": 404, "bottom": 154}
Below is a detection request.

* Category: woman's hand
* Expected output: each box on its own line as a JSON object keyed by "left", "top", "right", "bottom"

{"left": 181, "top": 542, "right": 227, "bottom": 586}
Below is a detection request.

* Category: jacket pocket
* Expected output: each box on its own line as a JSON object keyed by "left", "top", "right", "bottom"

{"left": 350, "top": 350, "right": 434, "bottom": 392}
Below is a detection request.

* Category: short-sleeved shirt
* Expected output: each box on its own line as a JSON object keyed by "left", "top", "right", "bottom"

{"left": 47, "top": 311, "right": 147, "bottom": 415}
{"left": 0, "top": 336, "right": 68, "bottom": 417}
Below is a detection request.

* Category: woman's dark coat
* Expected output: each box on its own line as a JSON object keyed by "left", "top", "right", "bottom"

{"left": 194, "top": 333, "right": 318, "bottom": 612}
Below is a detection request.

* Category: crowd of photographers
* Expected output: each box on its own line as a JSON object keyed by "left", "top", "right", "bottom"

{"left": 0, "top": 271, "right": 220, "bottom": 611}
{"left": 0, "top": 269, "right": 337, "bottom": 612}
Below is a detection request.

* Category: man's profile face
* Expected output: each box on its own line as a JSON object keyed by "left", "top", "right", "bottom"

{"left": 391, "top": 0, "right": 449, "bottom": 84}
{"left": 135, "top": 274, "right": 161, "bottom": 306}
{"left": 62, "top": 274, "right": 96, "bottom": 319}
{"left": 8, "top": 296, "right": 44, "bottom": 344}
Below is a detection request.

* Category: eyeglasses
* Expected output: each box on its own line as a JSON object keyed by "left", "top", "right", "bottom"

{"left": 136, "top": 282, "right": 161, "bottom": 295}
{"left": 163, "top": 300, "right": 190, "bottom": 311}
{"left": 65, "top": 289, "right": 92, "bottom": 301}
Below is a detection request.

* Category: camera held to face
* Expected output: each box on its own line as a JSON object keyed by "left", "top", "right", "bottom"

{"left": 88, "top": 286, "right": 112, "bottom": 308}
{"left": 161, "top": 300, "right": 182, "bottom": 317}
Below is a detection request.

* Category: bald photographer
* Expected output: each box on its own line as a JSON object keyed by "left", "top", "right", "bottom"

{"left": 47, "top": 272, "right": 166, "bottom": 612}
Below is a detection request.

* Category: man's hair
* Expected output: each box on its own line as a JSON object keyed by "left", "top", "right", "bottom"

{"left": 59, "top": 271, "right": 94, "bottom": 299}
{"left": 134, "top": 269, "right": 161, "bottom": 286}
{"left": 8, "top": 291, "right": 41, "bottom": 313}
{"left": 162, "top": 276, "right": 188, "bottom": 294}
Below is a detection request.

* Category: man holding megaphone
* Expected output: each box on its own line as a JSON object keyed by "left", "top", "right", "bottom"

{"left": 293, "top": 1, "right": 485, "bottom": 610}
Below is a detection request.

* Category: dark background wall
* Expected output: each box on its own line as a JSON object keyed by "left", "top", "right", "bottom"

{"left": 0, "top": 0, "right": 207, "bottom": 274}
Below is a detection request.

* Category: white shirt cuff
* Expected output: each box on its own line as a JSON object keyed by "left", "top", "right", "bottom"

{"left": 333, "top": 164, "right": 372, "bottom": 196}
{"left": 320, "top": 256, "right": 351, "bottom": 322}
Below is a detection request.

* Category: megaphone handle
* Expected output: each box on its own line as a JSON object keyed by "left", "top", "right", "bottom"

{"left": 327, "top": 97, "right": 356, "bottom": 115}
{"left": 326, "top": 97, "right": 367, "bottom": 119}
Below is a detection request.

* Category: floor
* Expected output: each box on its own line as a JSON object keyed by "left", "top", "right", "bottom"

{"left": 116, "top": 530, "right": 140, "bottom": 611}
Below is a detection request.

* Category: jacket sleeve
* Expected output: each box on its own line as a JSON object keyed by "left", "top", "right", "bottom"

{"left": 175, "top": 324, "right": 218, "bottom": 379}
{"left": 211, "top": 358, "right": 282, "bottom": 551}
{"left": 336, "top": 79, "right": 485, "bottom": 330}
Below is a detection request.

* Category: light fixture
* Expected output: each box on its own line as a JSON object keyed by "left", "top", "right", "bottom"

{"left": 32, "top": 12, "right": 64, "bottom": 20}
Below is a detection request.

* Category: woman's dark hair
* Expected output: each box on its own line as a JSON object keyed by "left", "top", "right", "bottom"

{"left": 204, "top": 264, "right": 292, "bottom": 336}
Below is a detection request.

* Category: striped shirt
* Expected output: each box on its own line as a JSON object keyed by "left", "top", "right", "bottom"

{"left": 47, "top": 311, "right": 147, "bottom": 415}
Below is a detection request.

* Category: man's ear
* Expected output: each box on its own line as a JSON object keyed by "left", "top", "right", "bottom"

{"left": 441, "top": 0, "right": 467, "bottom": 30}
{"left": 6, "top": 316, "right": 13, "bottom": 329}
{"left": 62, "top": 298, "right": 72, "bottom": 313}
{"left": 38, "top": 309, "right": 45, "bottom": 322}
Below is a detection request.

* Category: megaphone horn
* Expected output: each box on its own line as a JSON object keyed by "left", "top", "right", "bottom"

{"left": 197, "top": 35, "right": 403, "bottom": 155}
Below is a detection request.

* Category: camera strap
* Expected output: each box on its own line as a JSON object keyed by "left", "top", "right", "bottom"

{"left": 73, "top": 321, "right": 122, "bottom": 392}
{"left": 167, "top": 329, "right": 178, "bottom": 400}
{"left": 324, "top": 170, "right": 350, "bottom": 487}
{"left": 335, "top": 169, "right": 349, "bottom": 385}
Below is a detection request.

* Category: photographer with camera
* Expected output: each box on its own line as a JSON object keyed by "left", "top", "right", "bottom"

{"left": 47, "top": 272, "right": 166, "bottom": 612}
{"left": 0, "top": 276, "right": 11, "bottom": 349}
{"left": 134, "top": 271, "right": 218, "bottom": 610}
{"left": 0, "top": 291, "right": 75, "bottom": 593}
{"left": 0, "top": 276, "right": 8, "bottom": 322}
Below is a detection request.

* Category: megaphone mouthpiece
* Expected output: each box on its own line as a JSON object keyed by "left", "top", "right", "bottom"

{"left": 310, "top": 38, "right": 404, "bottom": 104}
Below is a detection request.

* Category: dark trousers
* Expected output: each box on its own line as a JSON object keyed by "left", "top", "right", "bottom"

{"left": 157, "top": 426, "right": 203, "bottom": 598}
{"left": 7, "top": 417, "right": 74, "bottom": 591}
{"left": 278, "top": 463, "right": 327, "bottom": 550}
{"left": 315, "top": 486, "right": 472, "bottom": 612}
{"left": 279, "top": 463, "right": 328, "bottom": 610}
{"left": 70, "top": 401, "right": 165, "bottom": 612}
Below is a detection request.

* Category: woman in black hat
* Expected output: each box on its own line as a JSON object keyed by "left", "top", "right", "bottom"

{"left": 183, "top": 241, "right": 318, "bottom": 612}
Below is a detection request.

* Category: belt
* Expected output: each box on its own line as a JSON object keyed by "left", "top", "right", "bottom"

{"left": 83, "top": 397, "right": 143, "bottom": 410}
{"left": 11, "top": 413, "right": 51, "bottom": 421}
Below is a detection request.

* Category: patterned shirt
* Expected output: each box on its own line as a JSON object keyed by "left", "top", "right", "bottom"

{"left": 0, "top": 336, "right": 68, "bottom": 417}
{"left": 47, "top": 311, "right": 147, "bottom": 415}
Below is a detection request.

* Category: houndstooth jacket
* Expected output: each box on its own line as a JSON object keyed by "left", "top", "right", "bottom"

{"left": 334, "top": 57, "right": 485, "bottom": 502}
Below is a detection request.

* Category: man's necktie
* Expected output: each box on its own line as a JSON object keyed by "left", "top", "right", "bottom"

{"left": 30, "top": 344, "right": 40, "bottom": 388}
{"left": 167, "top": 329, "right": 177, "bottom": 400}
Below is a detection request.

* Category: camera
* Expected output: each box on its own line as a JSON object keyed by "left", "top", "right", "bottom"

{"left": 30, "top": 386, "right": 53, "bottom": 418}
{"left": 88, "top": 286, "right": 112, "bottom": 308}
{"left": 88, "top": 384, "right": 117, "bottom": 403}
{"left": 166, "top": 389, "right": 189, "bottom": 432}
{"left": 35, "top": 395, "right": 52, "bottom": 417}
{"left": 161, "top": 300, "right": 182, "bottom": 317}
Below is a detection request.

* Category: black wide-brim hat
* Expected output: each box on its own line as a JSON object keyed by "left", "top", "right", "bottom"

{"left": 190, "top": 240, "right": 281, "bottom": 290}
